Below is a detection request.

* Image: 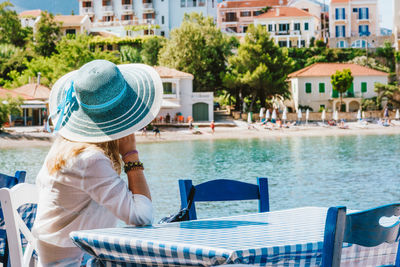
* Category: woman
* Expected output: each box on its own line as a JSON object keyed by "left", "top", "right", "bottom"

{"left": 32, "top": 60, "right": 163, "bottom": 266}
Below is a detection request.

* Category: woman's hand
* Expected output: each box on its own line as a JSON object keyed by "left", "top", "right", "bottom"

{"left": 118, "top": 134, "right": 136, "bottom": 157}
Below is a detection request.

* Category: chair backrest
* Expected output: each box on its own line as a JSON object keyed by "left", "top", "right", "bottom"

{"left": 0, "top": 171, "right": 26, "bottom": 189}
{"left": 322, "top": 204, "right": 400, "bottom": 267}
{"left": 179, "top": 178, "right": 269, "bottom": 221}
{"left": 0, "top": 183, "right": 38, "bottom": 267}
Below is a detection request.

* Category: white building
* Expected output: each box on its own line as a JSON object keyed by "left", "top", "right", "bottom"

{"left": 54, "top": 15, "right": 91, "bottom": 35}
{"left": 288, "top": 63, "right": 388, "bottom": 112}
{"left": 79, "top": 0, "right": 222, "bottom": 37}
{"left": 154, "top": 66, "right": 214, "bottom": 122}
{"left": 254, "top": 6, "right": 320, "bottom": 47}
{"left": 19, "top": 9, "right": 42, "bottom": 28}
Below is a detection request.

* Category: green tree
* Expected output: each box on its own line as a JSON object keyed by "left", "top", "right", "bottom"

{"left": 159, "top": 12, "right": 234, "bottom": 92}
{"left": 0, "top": 96, "right": 22, "bottom": 129}
{"left": 120, "top": 45, "right": 142, "bottom": 63}
{"left": 226, "top": 24, "right": 293, "bottom": 111}
{"left": 331, "top": 69, "right": 353, "bottom": 109}
{"left": 376, "top": 41, "right": 395, "bottom": 72}
{"left": 140, "top": 36, "right": 165, "bottom": 65}
{"left": 0, "top": 1, "right": 31, "bottom": 47}
{"left": 0, "top": 44, "right": 29, "bottom": 85}
{"left": 374, "top": 82, "right": 400, "bottom": 108}
{"left": 34, "top": 11, "right": 61, "bottom": 57}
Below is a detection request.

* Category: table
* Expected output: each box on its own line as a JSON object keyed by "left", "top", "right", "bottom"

{"left": 70, "top": 207, "right": 398, "bottom": 266}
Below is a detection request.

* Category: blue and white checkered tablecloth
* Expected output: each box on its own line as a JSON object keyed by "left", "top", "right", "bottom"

{"left": 70, "top": 207, "right": 398, "bottom": 267}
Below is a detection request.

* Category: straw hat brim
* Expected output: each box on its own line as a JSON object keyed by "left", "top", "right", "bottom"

{"left": 49, "top": 64, "right": 163, "bottom": 143}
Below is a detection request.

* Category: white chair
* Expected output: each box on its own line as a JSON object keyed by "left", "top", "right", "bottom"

{"left": 0, "top": 183, "right": 38, "bottom": 267}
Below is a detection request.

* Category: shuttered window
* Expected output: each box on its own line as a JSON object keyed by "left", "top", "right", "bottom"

{"left": 305, "top": 83, "right": 312, "bottom": 93}
{"left": 319, "top": 83, "right": 325, "bottom": 93}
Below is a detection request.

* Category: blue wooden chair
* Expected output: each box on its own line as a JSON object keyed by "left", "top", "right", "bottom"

{"left": 0, "top": 171, "right": 26, "bottom": 266}
{"left": 322, "top": 204, "right": 400, "bottom": 267}
{"left": 178, "top": 177, "right": 269, "bottom": 221}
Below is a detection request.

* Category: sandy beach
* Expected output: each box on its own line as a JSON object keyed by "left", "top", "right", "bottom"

{"left": 1, "top": 121, "right": 399, "bottom": 148}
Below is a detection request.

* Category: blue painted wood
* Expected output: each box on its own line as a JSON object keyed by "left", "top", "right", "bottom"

{"left": 179, "top": 178, "right": 269, "bottom": 221}
{"left": 0, "top": 171, "right": 26, "bottom": 266}
{"left": 322, "top": 203, "right": 400, "bottom": 267}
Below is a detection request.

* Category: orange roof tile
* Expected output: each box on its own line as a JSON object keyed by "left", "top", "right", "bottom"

{"left": 19, "top": 9, "right": 42, "bottom": 18}
{"left": 0, "top": 88, "right": 33, "bottom": 100}
{"left": 154, "top": 66, "right": 193, "bottom": 79}
{"left": 54, "top": 15, "right": 86, "bottom": 26}
{"left": 13, "top": 84, "right": 50, "bottom": 100}
{"left": 256, "top": 6, "right": 313, "bottom": 18}
{"left": 288, "top": 63, "right": 388, "bottom": 78}
{"left": 331, "top": 0, "right": 350, "bottom": 3}
{"left": 218, "top": 0, "right": 287, "bottom": 9}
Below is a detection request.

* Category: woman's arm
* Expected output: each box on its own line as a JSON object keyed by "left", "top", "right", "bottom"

{"left": 118, "top": 134, "right": 151, "bottom": 200}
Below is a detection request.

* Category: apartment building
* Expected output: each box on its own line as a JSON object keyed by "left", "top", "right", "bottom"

{"left": 254, "top": 6, "right": 320, "bottom": 47}
{"left": 79, "top": 0, "right": 222, "bottom": 37}
{"left": 329, "top": 0, "right": 387, "bottom": 48}
{"left": 216, "top": 0, "right": 287, "bottom": 34}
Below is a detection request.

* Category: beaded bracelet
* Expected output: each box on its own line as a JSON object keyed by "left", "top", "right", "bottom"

{"left": 124, "top": 161, "right": 144, "bottom": 173}
{"left": 122, "top": 149, "right": 138, "bottom": 161}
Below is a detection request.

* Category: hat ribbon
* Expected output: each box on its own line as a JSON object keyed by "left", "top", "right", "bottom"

{"left": 46, "top": 81, "right": 76, "bottom": 133}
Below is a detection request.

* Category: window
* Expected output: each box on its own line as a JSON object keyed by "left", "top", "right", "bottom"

{"left": 66, "top": 29, "right": 76, "bottom": 35}
{"left": 107, "top": 44, "right": 113, "bottom": 50}
{"left": 320, "top": 104, "right": 325, "bottom": 110}
{"left": 337, "top": 40, "right": 346, "bottom": 48}
{"left": 227, "top": 26, "right": 237, "bottom": 33}
{"left": 353, "top": 8, "right": 358, "bottom": 12}
{"left": 122, "top": 0, "right": 131, "bottom": 4}
{"left": 278, "top": 23, "right": 289, "bottom": 32}
{"left": 199, "top": 0, "right": 205, "bottom": 7}
{"left": 294, "top": 23, "right": 300, "bottom": 31}
{"left": 268, "top": 24, "right": 273, "bottom": 31}
{"left": 243, "top": 26, "right": 248, "bottom": 32}
{"left": 352, "top": 39, "right": 368, "bottom": 48}
{"left": 278, "top": 40, "right": 287, "bottom": 47}
{"left": 225, "top": 12, "right": 237, "bottom": 22}
{"left": 181, "top": 0, "right": 185, "bottom": 7}
{"left": 163, "top": 82, "right": 173, "bottom": 94}
{"left": 161, "top": 31, "right": 165, "bottom": 36}
{"left": 359, "top": 25, "right": 369, "bottom": 36}
{"left": 103, "top": 0, "right": 111, "bottom": 6}
{"left": 304, "top": 22, "right": 309, "bottom": 31}
{"left": 361, "top": 82, "right": 367, "bottom": 93}
{"left": 300, "top": 40, "right": 305, "bottom": 47}
{"left": 187, "top": 0, "right": 197, "bottom": 7}
{"left": 335, "top": 7, "right": 345, "bottom": 20}
{"left": 358, "top": 7, "right": 369, "bottom": 19}
{"left": 253, "top": 10, "right": 262, "bottom": 16}
{"left": 332, "top": 89, "right": 339, "bottom": 98}
{"left": 319, "top": 83, "right": 325, "bottom": 93}
{"left": 144, "top": 13, "right": 153, "bottom": 19}
{"left": 347, "top": 83, "right": 354, "bottom": 97}
{"left": 83, "top": 1, "right": 92, "bottom": 7}
{"left": 240, "top": 11, "right": 251, "bottom": 17}
{"left": 161, "top": 16, "right": 164, "bottom": 24}
{"left": 122, "top": 15, "right": 132, "bottom": 20}
{"left": 335, "top": 25, "right": 345, "bottom": 37}
{"left": 305, "top": 83, "right": 312, "bottom": 93}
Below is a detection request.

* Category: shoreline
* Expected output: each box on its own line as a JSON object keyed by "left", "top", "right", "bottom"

{"left": 1, "top": 122, "right": 399, "bottom": 148}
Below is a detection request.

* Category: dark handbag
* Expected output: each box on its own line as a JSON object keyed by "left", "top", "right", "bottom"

{"left": 158, "top": 186, "right": 195, "bottom": 224}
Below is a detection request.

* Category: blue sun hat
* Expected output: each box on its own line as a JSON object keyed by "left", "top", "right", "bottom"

{"left": 48, "top": 60, "right": 163, "bottom": 143}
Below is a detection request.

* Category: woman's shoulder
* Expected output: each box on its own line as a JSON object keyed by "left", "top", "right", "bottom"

{"left": 77, "top": 147, "right": 110, "bottom": 163}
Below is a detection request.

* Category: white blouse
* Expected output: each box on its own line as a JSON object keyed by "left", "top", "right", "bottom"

{"left": 32, "top": 148, "right": 153, "bottom": 248}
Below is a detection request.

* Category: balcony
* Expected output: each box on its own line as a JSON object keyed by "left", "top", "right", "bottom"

{"left": 102, "top": 5, "right": 114, "bottom": 15}
{"left": 276, "top": 31, "right": 289, "bottom": 35}
{"left": 122, "top": 4, "right": 133, "bottom": 14}
{"left": 359, "top": 31, "right": 370, "bottom": 37}
{"left": 142, "top": 3, "right": 154, "bottom": 13}
{"left": 81, "top": 7, "right": 94, "bottom": 15}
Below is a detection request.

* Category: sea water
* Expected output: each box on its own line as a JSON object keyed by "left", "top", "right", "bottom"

{"left": 1, "top": 134, "right": 399, "bottom": 221}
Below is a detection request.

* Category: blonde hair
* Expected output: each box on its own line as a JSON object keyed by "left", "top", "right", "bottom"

{"left": 47, "top": 136, "right": 122, "bottom": 175}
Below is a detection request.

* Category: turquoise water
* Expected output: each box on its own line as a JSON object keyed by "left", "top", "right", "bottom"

{"left": 1, "top": 134, "right": 400, "bottom": 221}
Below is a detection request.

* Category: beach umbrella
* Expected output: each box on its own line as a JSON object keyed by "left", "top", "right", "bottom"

{"left": 259, "top": 108, "right": 265, "bottom": 120}
{"left": 333, "top": 110, "right": 339, "bottom": 121}
{"left": 266, "top": 109, "right": 270, "bottom": 120}
{"left": 305, "top": 109, "right": 310, "bottom": 124}
{"left": 282, "top": 107, "right": 287, "bottom": 123}
{"left": 297, "top": 109, "right": 302, "bottom": 123}
{"left": 271, "top": 109, "right": 277, "bottom": 120}
{"left": 357, "top": 109, "right": 362, "bottom": 120}
{"left": 321, "top": 109, "right": 326, "bottom": 123}
{"left": 247, "top": 112, "right": 252, "bottom": 123}
{"left": 396, "top": 109, "right": 400, "bottom": 120}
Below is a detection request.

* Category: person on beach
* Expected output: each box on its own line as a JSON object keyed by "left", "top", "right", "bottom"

{"left": 141, "top": 126, "right": 147, "bottom": 137}
{"left": 32, "top": 60, "right": 163, "bottom": 266}
{"left": 210, "top": 120, "right": 215, "bottom": 134}
{"left": 153, "top": 126, "right": 161, "bottom": 137}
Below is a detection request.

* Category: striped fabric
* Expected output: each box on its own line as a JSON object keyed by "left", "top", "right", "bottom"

{"left": 70, "top": 207, "right": 397, "bottom": 267}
